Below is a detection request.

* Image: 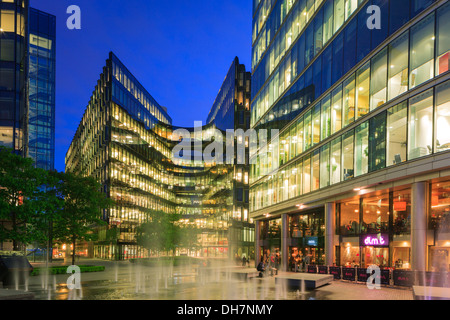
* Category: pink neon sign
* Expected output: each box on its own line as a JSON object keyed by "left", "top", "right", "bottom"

{"left": 360, "top": 234, "right": 389, "bottom": 247}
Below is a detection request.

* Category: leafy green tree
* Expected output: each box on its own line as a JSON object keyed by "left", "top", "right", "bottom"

{"left": 53, "top": 172, "right": 113, "bottom": 265}
{"left": 136, "top": 211, "right": 184, "bottom": 257}
{"left": 0, "top": 147, "right": 49, "bottom": 251}
{"left": 179, "top": 221, "right": 202, "bottom": 256}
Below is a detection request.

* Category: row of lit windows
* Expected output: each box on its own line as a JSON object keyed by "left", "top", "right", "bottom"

{"left": 251, "top": 0, "right": 441, "bottom": 128}
{"left": 250, "top": 79, "right": 450, "bottom": 212}
{"left": 250, "top": 5, "right": 450, "bottom": 181}
{"left": 251, "top": 0, "right": 364, "bottom": 118}
{"left": 0, "top": 10, "right": 25, "bottom": 36}
{"left": 112, "top": 60, "right": 171, "bottom": 125}
{"left": 252, "top": 0, "right": 276, "bottom": 44}
{"left": 252, "top": 0, "right": 325, "bottom": 72}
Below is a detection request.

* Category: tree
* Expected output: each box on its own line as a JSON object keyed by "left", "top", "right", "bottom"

{"left": 0, "top": 147, "right": 49, "bottom": 251}
{"left": 179, "top": 221, "right": 202, "bottom": 256}
{"left": 53, "top": 172, "right": 113, "bottom": 265}
{"left": 136, "top": 211, "right": 183, "bottom": 257}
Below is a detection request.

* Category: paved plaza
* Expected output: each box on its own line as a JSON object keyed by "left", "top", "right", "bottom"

{"left": 1, "top": 260, "right": 414, "bottom": 301}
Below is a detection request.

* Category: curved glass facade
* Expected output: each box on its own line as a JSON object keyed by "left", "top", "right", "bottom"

{"left": 66, "top": 54, "right": 253, "bottom": 260}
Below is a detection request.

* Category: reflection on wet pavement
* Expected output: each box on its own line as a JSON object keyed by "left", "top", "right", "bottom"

{"left": 22, "top": 262, "right": 413, "bottom": 300}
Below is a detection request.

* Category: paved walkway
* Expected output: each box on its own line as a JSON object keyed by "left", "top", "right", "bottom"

{"left": 0, "top": 259, "right": 415, "bottom": 300}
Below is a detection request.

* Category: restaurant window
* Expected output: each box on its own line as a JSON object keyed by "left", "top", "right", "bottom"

{"left": 409, "top": 13, "right": 435, "bottom": 89}
{"left": 429, "top": 180, "right": 450, "bottom": 272}
{"left": 361, "top": 193, "right": 389, "bottom": 234}
{"left": 436, "top": 2, "right": 450, "bottom": 76}
{"left": 408, "top": 89, "right": 433, "bottom": 160}
{"left": 393, "top": 189, "right": 411, "bottom": 235}
{"left": 370, "top": 48, "right": 388, "bottom": 111}
{"left": 435, "top": 80, "right": 450, "bottom": 153}
{"left": 429, "top": 247, "right": 449, "bottom": 272}
{"left": 430, "top": 180, "right": 450, "bottom": 233}
{"left": 330, "top": 137, "right": 341, "bottom": 185}
{"left": 342, "top": 129, "right": 354, "bottom": 181}
{"left": 341, "top": 244, "right": 360, "bottom": 267}
{"left": 331, "top": 85, "right": 343, "bottom": 134}
{"left": 321, "top": 94, "right": 331, "bottom": 140}
{"left": 320, "top": 143, "right": 330, "bottom": 189}
{"left": 387, "top": 101, "right": 408, "bottom": 166}
{"left": 388, "top": 32, "right": 409, "bottom": 100}
{"left": 355, "top": 122, "right": 369, "bottom": 177}
{"left": 356, "top": 62, "right": 370, "bottom": 120}
{"left": 393, "top": 247, "right": 411, "bottom": 270}
{"left": 369, "top": 111, "right": 386, "bottom": 172}
{"left": 343, "top": 74, "right": 356, "bottom": 127}
{"left": 339, "top": 198, "right": 360, "bottom": 236}
{"left": 361, "top": 247, "right": 389, "bottom": 268}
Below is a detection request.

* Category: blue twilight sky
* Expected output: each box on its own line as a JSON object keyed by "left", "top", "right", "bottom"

{"left": 30, "top": 0, "right": 252, "bottom": 173}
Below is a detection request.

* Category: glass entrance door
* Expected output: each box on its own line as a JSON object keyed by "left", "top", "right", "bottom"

{"left": 362, "top": 247, "right": 389, "bottom": 268}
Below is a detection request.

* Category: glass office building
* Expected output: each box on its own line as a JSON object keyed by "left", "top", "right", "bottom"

{"left": 250, "top": 0, "right": 450, "bottom": 272}
{"left": 28, "top": 8, "right": 55, "bottom": 171}
{"left": 0, "top": 0, "right": 28, "bottom": 155}
{"left": 66, "top": 53, "right": 253, "bottom": 260}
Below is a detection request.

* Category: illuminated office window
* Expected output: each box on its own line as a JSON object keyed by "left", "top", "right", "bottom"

{"left": 387, "top": 101, "right": 408, "bottom": 166}
{"left": 320, "top": 143, "right": 330, "bottom": 189}
{"left": 356, "top": 62, "right": 370, "bottom": 120}
{"left": 436, "top": 2, "right": 450, "bottom": 76}
{"left": 409, "top": 13, "right": 435, "bottom": 89}
{"left": 408, "top": 89, "right": 434, "bottom": 160}
{"left": 330, "top": 137, "right": 342, "bottom": 185}
{"left": 388, "top": 32, "right": 409, "bottom": 100}
{"left": 435, "top": 80, "right": 450, "bottom": 153}
{"left": 343, "top": 74, "right": 356, "bottom": 127}
{"left": 355, "top": 122, "right": 369, "bottom": 177}
{"left": 342, "top": 130, "right": 354, "bottom": 181}
{"left": 370, "top": 48, "right": 388, "bottom": 111}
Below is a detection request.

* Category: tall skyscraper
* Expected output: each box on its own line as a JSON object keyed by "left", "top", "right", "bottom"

{"left": 0, "top": 1, "right": 55, "bottom": 252}
{"left": 0, "top": 0, "right": 28, "bottom": 156}
{"left": 27, "top": 8, "right": 56, "bottom": 171}
{"left": 250, "top": 0, "right": 450, "bottom": 272}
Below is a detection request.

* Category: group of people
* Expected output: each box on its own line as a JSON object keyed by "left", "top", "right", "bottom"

{"left": 257, "top": 250, "right": 280, "bottom": 277}
{"left": 289, "top": 252, "right": 311, "bottom": 272}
